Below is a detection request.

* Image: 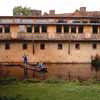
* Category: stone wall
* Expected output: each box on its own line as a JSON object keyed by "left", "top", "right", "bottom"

{"left": 0, "top": 41, "right": 99, "bottom": 63}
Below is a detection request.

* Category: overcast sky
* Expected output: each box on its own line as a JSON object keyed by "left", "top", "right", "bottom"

{"left": 0, "top": 0, "right": 100, "bottom": 16}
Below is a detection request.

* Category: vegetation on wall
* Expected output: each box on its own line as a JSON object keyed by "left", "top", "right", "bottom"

{"left": 91, "top": 54, "right": 100, "bottom": 80}
{"left": 91, "top": 54, "right": 100, "bottom": 72}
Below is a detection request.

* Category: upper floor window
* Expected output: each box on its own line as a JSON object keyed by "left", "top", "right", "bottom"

{"left": 34, "top": 24, "right": 40, "bottom": 33}
{"left": 92, "top": 25, "right": 98, "bottom": 34}
{"left": 90, "top": 21, "right": 99, "bottom": 23}
{"left": 42, "top": 24, "right": 47, "bottom": 33}
{"left": 64, "top": 25, "right": 69, "bottom": 33}
{"left": 4, "top": 25, "right": 10, "bottom": 33}
{"left": 56, "top": 25, "right": 62, "bottom": 33}
{"left": 58, "top": 19, "right": 67, "bottom": 23}
{"left": 82, "top": 21, "right": 88, "bottom": 23}
{"left": 71, "top": 25, "right": 76, "bottom": 33}
{"left": 19, "top": 25, "right": 26, "bottom": 33}
{"left": 78, "top": 25, "right": 83, "bottom": 33}
{"left": 27, "top": 25, "right": 32, "bottom": 33}
{"left": 72, "top": 20, "right": 80, "bottom": 23}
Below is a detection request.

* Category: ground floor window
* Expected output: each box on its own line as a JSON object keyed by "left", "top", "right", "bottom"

{"left": 0, "top": 25, "right": 3, "bottom": 33}
{"left": 58, "top": 43, "right": 63, "bottom": 50}
{"left": 92, "top": 43, "right": 97, "bottom": 49}
{"left": 5, "top": 42, "right": 10, "bottom": 50}
{"left": 22, "top": 43, "right": 27, "bottom": 50}
{"left": 75, "top": 43, "right": 80, "bottom": 50}
{"left": 40, "top": 43, "right": 45, "bottom": 50}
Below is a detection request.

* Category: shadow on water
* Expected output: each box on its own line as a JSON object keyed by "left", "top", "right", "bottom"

{"left": 0, "top": 63, "right": 99, "bottom": 80}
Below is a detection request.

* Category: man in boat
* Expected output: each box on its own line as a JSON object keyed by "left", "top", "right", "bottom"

{"left": 37, "top": 62, "right": 47, "bottom": 72}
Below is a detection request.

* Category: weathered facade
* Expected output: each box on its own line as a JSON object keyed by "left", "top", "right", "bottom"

{"left": 0, "top": 7, "right": 100, "bottom": 63}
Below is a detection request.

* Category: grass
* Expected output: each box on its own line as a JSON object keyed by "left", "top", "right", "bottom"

{"left": 0, "top": 80, "right": 100, "bottom": 100}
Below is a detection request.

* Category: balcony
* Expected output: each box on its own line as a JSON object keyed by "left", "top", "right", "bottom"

{"left": 17, "top": 33, "right": 100, "bottom": 41}
{"left": 0, "top": 33, "right": 11, "bottom": 40}
{"left": 0, "top": 33, "right": 100, "bottom": 41}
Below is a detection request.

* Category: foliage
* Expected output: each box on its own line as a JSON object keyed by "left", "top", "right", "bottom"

{"left": 91, "top": 54, "right": 100, "bottom": 72}
{"left": 44, "top": 77, "right": 66, "bottom": 84}
{"left": 0, "top": 82, "right": 100, "bottom": 100}
{"left": 0, "top": 77, "right": 17, "bottom": 85}
{"left": 22, "top": 79, "right": 41, "bottom": 84}
{"left": 13, "top": 6, "right": 32, "bottom": 16}
{"left": 0, "top": 96, "right": 16, "bottom": 100}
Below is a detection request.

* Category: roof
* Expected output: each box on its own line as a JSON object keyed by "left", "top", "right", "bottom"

{"left": 0, "top": 7, "right": 100, "bottom": 19}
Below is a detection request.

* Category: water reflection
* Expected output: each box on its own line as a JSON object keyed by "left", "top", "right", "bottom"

{"left": 0, "top": 64, "right": 96, "bottom": 80}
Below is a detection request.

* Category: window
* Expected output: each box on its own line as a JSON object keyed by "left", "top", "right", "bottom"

{"left": 0, "top": 25, "right": 3, "bottom": 33}
{"left": 34, "top": 24, "right": 40, "bottom": 33}
{"left": 40, "top": 43, "right": 45, "bottom": 50}
{"left": 92, "top": 43, "right": 97, "bottom": 49}
{"left": 75, "top": 43, "right": 80, "bottom": 49}
{"left": 64, "top": 25, "right": 69, "bottom": 33}
{"left": 92, "top": 25, "right": 98, "bottom": 34}
{"left": 58, "top": 19, "right": 67, "bottom": 23}
{"left": 90, "top": 21, "right": 99, "bottom": 23}
{"left": 27, "top": 25, "right": 32, "bottom": 33}
{"left": 19, "top": 25, "right": 26, "bottom": 33}
{"left": 5, "top": 42, "right": 10, "bottom": 50}
{"left": 4, "top": 25, "right": 10, "bottom": 33}
{"left": 72, "top": 21, "right": 80, "bottom": 23}
{"left": 71, "top": 25, "right": 76, "bottom": 33}
{"left": 56, "top": 25, "right": 62, "bottom": 33}
{"left": 23, "top": 43, "right": 27, "bottom": 50}
{"left": 82, "top": 21, "right": 88, "bottom": 23}
{"left": 58, "top": 44, "right": 63, "bottom": 50}
{"left": 42, "top": 24, "right": 47, "bottom": 33}
{"left": 78, "top": 26, "right": 83, "bottom": 33}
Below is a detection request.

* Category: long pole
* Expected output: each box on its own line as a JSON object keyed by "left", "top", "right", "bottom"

{"left": 68, "top": 33, "right": 71, "bottom": 55}
{"left": 24, "top": 63, "right": 28, "bottom": 79}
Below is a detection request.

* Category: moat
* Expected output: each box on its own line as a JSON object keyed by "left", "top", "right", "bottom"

{"left": 0, "top": 64, "right": 99, "bottom": 80}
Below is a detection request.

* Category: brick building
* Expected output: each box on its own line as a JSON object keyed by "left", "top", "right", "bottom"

{"left": 0, "top": 7, "right": 100, "bottom": 63}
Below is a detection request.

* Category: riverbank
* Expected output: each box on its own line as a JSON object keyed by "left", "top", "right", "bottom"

{"left": 0, "top": 81, "right": 100, "bottom": 100}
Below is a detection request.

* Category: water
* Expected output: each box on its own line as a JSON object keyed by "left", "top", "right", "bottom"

{"left": 0, "top": 64, "right": 98, "bottom": 80}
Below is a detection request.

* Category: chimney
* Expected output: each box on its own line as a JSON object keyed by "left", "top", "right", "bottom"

{"left": 31, "top": 10, "right": 42, "bottom": 16}
{"left": 80, "top": 7, "right": 86, "bottom": 13}
{"left": 49, "top": 10, "right": 55, "bottom": 15}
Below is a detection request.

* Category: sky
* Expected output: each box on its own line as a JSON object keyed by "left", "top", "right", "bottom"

{"left": 0, "top": 0, "right": 100, "bottom": 16}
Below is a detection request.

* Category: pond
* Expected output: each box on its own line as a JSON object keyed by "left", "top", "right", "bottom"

{"left": 0, "top": 64, "right": 99, "bottom": 80}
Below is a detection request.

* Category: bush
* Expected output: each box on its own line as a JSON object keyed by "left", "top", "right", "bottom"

{"left": 22, "top": 79, "right": 41, "bottom": 84}
{"left": 91, "top": 54, "right": 100, "bottom": 71}
{"left": 0, "top": 95, "right": 29, "bottom": 100}
{"left": 44, "top": 77, "right": 66, "bottom": 84}
{"left": 0, "top": 96, "right": 16, "bottom": 100}
{"left": 0, "top": 77, "right": 17, "bottom": 85}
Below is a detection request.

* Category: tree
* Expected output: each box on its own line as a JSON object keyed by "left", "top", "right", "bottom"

{"left": 91, "top": 54, "right": 100, "bottom": 80}
{"left": 13, "top": 6, "right": 32, "bottom": 16}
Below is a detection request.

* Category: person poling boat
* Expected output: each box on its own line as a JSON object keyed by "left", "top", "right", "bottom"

{"left": 23, "top": 54, "right": 28, "bottom": 64}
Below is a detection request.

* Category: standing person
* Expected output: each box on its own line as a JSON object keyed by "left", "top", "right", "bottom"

{"left": 23, "top": 54, "right": 28, "bottom": 79}
{"left": 23, "top": 54, "right": 28, "bottom": 64}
